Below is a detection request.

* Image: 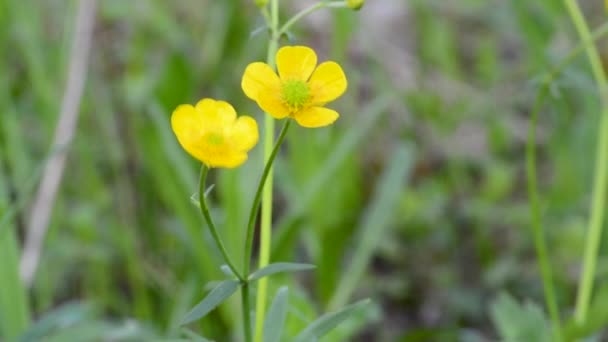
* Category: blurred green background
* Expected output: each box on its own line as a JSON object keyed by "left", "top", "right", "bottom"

{"left": 2, "top": 0, "right": 608, "bottom": 340}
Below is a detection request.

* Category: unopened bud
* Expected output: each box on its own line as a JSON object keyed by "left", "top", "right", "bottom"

{"left": 255, "top": 0, "right": 268, "bottom": 8}
{"left": 346, "top": 0, "right": 364, "bottom": 10}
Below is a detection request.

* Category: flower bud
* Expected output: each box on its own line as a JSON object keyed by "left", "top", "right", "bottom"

{"left": 346, "top": 0, "right": 364, "bottom": 10}
{"left": 255, "top": 0, "right": 268, "bottom": 8}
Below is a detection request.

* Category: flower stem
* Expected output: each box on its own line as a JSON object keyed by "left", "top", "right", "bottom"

{"left": 526, "top": 83, "right": 562, "bottom": 341}
{"left": 242, "top": 120, "right": 290, "bottom": 342}
{"left": 278, "top": 1, "right": 346, "bottom": 36}
{"left": 241, "top": 283, "right": 252, "bottom": 342}
{"left": 244, "top": 120, "right": 292, "bottom": 277}
{"left": 563, "top": 0, "right": 608, "bottom": 325}
{"left": 254, "top": 0, "right": 280, "bottom": 340}
{"left": 198, "top": 165, "right": 244, "bottom": 282}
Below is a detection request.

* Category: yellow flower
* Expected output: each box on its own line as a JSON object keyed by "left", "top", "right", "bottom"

{"left": 171, "top": 98, "right": 258, "bottom": 168}
{"left": 241, "top": 46, "right": 347, "bottom": 128}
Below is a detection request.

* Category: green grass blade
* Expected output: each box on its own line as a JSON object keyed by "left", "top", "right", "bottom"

{"left": 272, "top": 95, "right": 394, "bottom": 259}
{"left": 181, "top": 280, "right": 240, "bottom": 325}
{"left": 249, "top": 263, "right": 316, "bottom": 282}
{"left": 0, "top": 231, "right": 30, "bottom": 339}
{"left": 329, "top": 143, "right": 414, "bottom": 309}
{"left": 293, "top": 299, "right": 371, "bottom": 342}
{"left": 263, "top": 287, "right": 289, "bottom": 342}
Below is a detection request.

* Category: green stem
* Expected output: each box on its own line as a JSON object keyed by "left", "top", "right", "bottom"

{"left": 243, "top": 120, "right": 292, "bottom": 277}
{"left": 198, "top": 166, "right": 244, "bottom": 282}
{"left": 563, "top": 0, "right": 608, "bottom": 325}
{"left": 526, "top": 84, "right": 562, "bottom": 341}
{"left": 241, "top": 283, "right": 252, "bottom": 342}
{"left": 278, "top": 1, "right": 346, "bottom": 36}
{"left": 526, "top": 15, "right": 608, "bottom": 340}
{"left": 242, "top": 120, "right": 290, "bottom": 342}
{"left": 255, "top": 0, "right": 280, "bottom": 340}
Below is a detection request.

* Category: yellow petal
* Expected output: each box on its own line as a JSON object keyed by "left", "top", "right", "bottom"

{"left": 209, "top": 151, "right": 248, "bottom": 169}
{"left": 229, "top": 116, "right": 259, "bottom": 151}
{"left": 293, "top": 106, "right": 339, "bottom": 128}
{"left": 276, "top": 46, "right": 317, "bottom": 81}
{"left": 171, "top": 104, "right": 204, "bottom": 156}
{"left": 242, "top": 62, "right": 281, "bottom": 101}
{"left": 257, "top": 87, "right": 291, "bottom": 119}
{"left": 195, "top": 98, "right": 237, "bottom": 132}
{"left": 308, "top": 61, "right": 347, "bottom": 104}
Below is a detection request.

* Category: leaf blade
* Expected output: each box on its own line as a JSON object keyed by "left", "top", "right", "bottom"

{"left": 249, "top": 263, "right": 315, "bottom": 282}
{"left": 180, "top": 280, "right": 240, "bottom": 325}
{"left": 293, "top": 299, "right": 371, "bottom": 342}
{"left": 263, "top": 287, "right": 289, "bottom": 342}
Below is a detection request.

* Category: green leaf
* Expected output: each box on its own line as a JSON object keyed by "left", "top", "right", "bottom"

{"left": 17, "top": 302, "right": 94, "bottom": 341}
{"left": 249, "top": 263, "right": 316, "bottom": 282}
{"left": 293, "top": 299, "right": 371, "bottom": 342}
{"left": 180, "top": 280, "right": 240, "bottom": 325}
{"left": 181, "top": 328, "right": 213, "bottom": 342}
{"left": 263, "top": 287, "right": 289, "bottom": 342}
{"left": 490, "top": 292, "right": 551, "bottom": 342}
{"left": 329, "top": 143, "right": 414, "bottom": 309}
{"left": 220, "top": 265, "right": 236, "bottom": 278}
{"left": 0, "top": 231, "right": 30, "bottom": 340}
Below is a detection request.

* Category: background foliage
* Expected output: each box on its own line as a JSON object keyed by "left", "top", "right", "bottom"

{"left": 1, "top": 0, "right": 608, "bottom": 340}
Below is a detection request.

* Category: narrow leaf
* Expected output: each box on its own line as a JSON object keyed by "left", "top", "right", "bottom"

{"left": 293, "top": 299, "right": 371, "bottom": 342}
{"left": 182, "top": 328, "right": 213, "bottom": 342}
{"left": 249, "top": 263, "right": 315, "bottom": 282}
{"left": 329, "top": 144, "right": 414, "bottom": 309}
{"left": 180, "top": 280, "right": 240, "bottom": 325}
{"left": 220, "top": 265, "right": 235, "bottom": 278}
{"left": 263, "top": 287, "right": 289, "bottom": 342}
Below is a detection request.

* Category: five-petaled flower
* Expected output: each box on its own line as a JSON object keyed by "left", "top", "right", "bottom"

{"left": 241, "top": 45, "right": 347, "bottom": 128}
{"left": 171, "top": 98, "right": 258, "bottom": 168}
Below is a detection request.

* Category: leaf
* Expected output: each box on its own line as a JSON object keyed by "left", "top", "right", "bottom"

{"left": 180, "top": 280, "right": 240, "bottom": 325}
{"left": 328, "top": 143, "right": 414, "bottom": 309}
{"left": 220, "top": 265, "right": 236, "bottom": 278}
{"left": 490, "top": 292, "right": 551, "bottom": 342}
{"left": 182, "top": 328, "right": 214, "bottom": 342}
{"left": 0, "top": 231, "right": 30, "bottom": 340}
{"left": 249, "top": 263, "right": 316, "bottom": 282}
{"left": 293, "top": 299, "right": 371, "bottom": 342}
{"left": 17, "top": 302, "right": 94, "bottom": 342}
{"left": 263, "top": 287, "right": 289, "bottom": 342}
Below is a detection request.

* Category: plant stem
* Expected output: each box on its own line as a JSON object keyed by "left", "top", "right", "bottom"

{"left": 242, "top": 283, "right": 252, "bottom": 342}
{"left": 563, "top": 0, "right": 608, "bottom": 325}
{"left": 524, "top": 15, "right": 608, "bottom": 340}
{"left": 242, "top": 120, "right": 290, "bottom": 342}
{"left": 278, "top": 1, "right": 346, "bottom": 36}
{"left": 244, "top": 120, "right": 292, "bottom": 277}
{"left": 198, "top": 166, "right": 244, "bottom": 282}
{"left": 526, "top": 83, "right": 562, "bottom": 341}
{"left": 255, "top": 0, "right": 280, "bottom": 340}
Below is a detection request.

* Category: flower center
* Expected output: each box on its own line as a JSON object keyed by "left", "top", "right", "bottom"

{"left": 204, "top": 132, "right": 224, "bottom": 146}
{"left": 281, "top": 80, "right": 310, "bottom": 111}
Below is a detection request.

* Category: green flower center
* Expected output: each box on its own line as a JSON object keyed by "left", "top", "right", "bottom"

{"left": 204, "top": 133, "right": 224, "bottom": 146}
{"left": 281, "top": 80, "right": 310, "bottom": 110}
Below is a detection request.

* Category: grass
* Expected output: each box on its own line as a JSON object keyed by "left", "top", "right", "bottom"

{"left": 2, "top": 0, "right": 608, "bottom": 340}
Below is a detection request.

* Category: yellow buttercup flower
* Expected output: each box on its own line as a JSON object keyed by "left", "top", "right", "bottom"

{"left": 241, "top": 46, "right": 347, "bottom": 128}
{"left": 171, "top": 98, "right": 258, "bottom": 168}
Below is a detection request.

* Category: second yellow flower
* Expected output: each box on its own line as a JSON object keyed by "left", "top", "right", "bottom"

{"left": 241, "top": 46, "right": 347, "bottom": 128}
